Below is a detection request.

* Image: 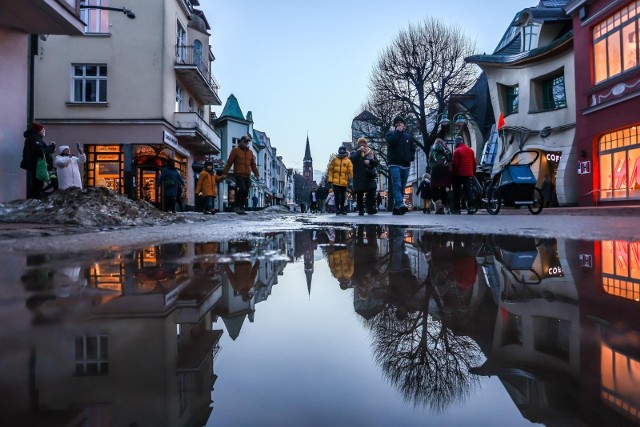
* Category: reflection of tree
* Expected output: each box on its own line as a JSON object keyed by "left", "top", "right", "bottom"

{"left": 365, "top": 229, "right": 484, "bottom": 412}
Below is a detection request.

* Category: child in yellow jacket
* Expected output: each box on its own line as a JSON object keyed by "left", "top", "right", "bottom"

{"left": 327, "top": 146, "right": 353, "bottom": 215}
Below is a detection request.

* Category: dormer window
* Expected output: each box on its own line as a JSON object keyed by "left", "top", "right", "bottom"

{"left": 522, "top": 22, "right": 540, "bottom": 52}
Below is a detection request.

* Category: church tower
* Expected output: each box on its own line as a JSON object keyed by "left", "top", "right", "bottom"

{"left": 303, "top": 134, "right": 313, "bottom": 185}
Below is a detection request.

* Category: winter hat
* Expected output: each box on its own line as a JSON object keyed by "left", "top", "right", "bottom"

{"left": 393, "top": 115, "right": 405, "bottom": 126}
{"left": 338, "top": 146, "right": 347, "bottom": 156}
{"left": 357, "top": 137, "right": 368, "bottom": 146}
{"left": 58, "top": 145, "right": 70, "bottom": 154}
{"left": 240, "top": 133, "right": 252, "bottom": 143}
{"left": 454, "top": 135, "right": 465, "bottom": 145}
{"left": 30, "top": 122, "right": 45, "bottom": 132}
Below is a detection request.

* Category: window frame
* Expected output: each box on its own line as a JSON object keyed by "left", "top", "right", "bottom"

{"left": 74, "top": 335, "right": 109, "bottom": 376}
{"left": 71, "top": 64, "right": 108, "bottom": 103}
{"left": 541, "top": 74, "right": 567, "bottom": 111}
{"left": 176, "top": 19, "right": 187, "bottom": 62}
{"left": 521, "top": 22, "right": 540, "bottom": 52}
{"left": 80, "top": 0, "right": 110, "bottom": 33}
{"left": 175, "top": 83, "right": 184, "bottom": 112}
{"left": 593, "top": 1, "right": 640, "bottom": 84}
{"left": 503, "top": 84, "right": 519, "bottom": 116}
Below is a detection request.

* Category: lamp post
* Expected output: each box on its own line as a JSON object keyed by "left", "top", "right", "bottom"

{"left": 438, "top": 110, "right": 466, "bottom": 152}
{"left": 80, "top": 4, "right": 136, "bottom": 19}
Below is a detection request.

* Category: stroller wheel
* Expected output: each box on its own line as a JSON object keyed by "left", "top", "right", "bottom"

{"left": 528, "top": 187, "right": 544, "bottom": 215}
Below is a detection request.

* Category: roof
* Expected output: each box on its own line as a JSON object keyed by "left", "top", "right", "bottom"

{"left": 353, "top": 110, "right": 378, "bottom": 122}
{"left": 304, "top": 135, "right": 312, "bottom": 160}
{"left": 218, "top": 94, "right": 247, "bottom": 122}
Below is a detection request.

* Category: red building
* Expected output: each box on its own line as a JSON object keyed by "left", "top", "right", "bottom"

{"left": 567, "top": 0, "right": 640, "bottom": 205}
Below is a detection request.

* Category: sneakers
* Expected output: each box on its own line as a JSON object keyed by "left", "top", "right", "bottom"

{"left": 392, "top": 208, "right": 405, "bottom": 215}
{"left": 400, "top": 205, "right": 409, "bottom": 213}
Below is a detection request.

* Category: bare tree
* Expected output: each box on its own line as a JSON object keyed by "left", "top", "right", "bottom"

{"left": 369, "top": 17, "right": 478, "bottom": 156}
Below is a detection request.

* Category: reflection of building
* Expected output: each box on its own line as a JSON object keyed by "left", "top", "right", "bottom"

{"left": 566, "top": 0, "right": 640, "bottom": 206}
{"left": 467, "top": 1, "right": 576, "bottom": 206}
{"left": 1, "top": 242, "right": 224, "bottom": 425}
{"left": 33, "top": 0, "right": 221, "bottom": 208}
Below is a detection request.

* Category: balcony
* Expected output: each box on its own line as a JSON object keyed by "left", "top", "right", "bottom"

{"left": 174, "top": 112, "right": 221, "bottom": 155}
{"left": 0, "top": 0, "right": 85, "bottom": 35}
{"left": 174, "top": 45, "right": 222, "bottom": 105}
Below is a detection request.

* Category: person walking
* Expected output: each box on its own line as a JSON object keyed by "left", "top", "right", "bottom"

{"left": 326, "top": 188, "right": 336, "bottom": 213}
{"left": 223, "top": 133, "right": 259, "bottom": 215}
{"left": 316, "top": 184, "right": 328, "bottom": 213}
{"left": 428, "top": 138, "right": 453, "bottom": 214}
{"left": 385, "top": 116, "right": 417, "bottom": 215}
{"left": 196, "top": 161, "right": 224, "bottom": 214}
{"left": 54, "top": 144, "right": 86, "bottom": 190}
{"left": 156, "top": 160, "right": 185, "bottom": 213}
{"left": 417, "top": 173, "right": 432, "bottom": 213}
{"left": 20, "top": 122, "right": 55, "bottom": 199}
{"left": 451, "top": 135, "right": 477, "bottom": 214}
{"left": 327, "top": 146, "right": 353, "bottom": 215}
{"left": 309, "top": 188, "right": 318, "bottom": 213}
{"left": 349, "top": 137, "right": 379, "bottom": 215}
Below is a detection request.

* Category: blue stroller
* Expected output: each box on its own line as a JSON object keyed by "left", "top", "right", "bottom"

{"left": 486, "top": 150, "right": 544, "bottom": 215}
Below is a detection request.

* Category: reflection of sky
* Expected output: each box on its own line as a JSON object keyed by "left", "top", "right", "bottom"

{"left": 210, "top": 253, "right": 528, "bottom": 427}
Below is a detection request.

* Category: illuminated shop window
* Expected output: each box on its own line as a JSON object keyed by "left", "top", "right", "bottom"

{"left": 600, "top": 343, "right": 640, "bottom": 423}
{"left": 598, "top": 126, "right": 640, "bottom": 201}
{"left": 593, "top": 1, "right": 640, "bottom": 84}
{"left": 601, "top": 240, "right": 640, "bottom": 302}
{"left": 86, "top": 145, "right": 124, "bottom": 194}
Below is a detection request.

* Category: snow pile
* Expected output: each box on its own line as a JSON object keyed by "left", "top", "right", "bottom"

{"left": 0, "top": 187, "right": 186, "bottom": 227}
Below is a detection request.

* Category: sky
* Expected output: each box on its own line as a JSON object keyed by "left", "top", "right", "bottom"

{"left": 201, "top": 0, "right": 538, "bottom": 172}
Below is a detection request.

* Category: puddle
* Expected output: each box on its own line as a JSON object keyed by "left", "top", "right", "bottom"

{"left": 0, "top": 226, "right": 639, "bottom": 426}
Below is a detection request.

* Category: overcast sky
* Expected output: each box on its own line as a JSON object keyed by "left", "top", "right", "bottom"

{"left": 201, "top": 0, "right": 538, "bottom": 172}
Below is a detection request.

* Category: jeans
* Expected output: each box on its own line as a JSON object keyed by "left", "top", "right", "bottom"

{"left": 204, "top": 196, "right": 214, "bottom": 211}
{"left": 389, "top": 166, "right": 409, "bottom": 209}
{"left": 333, "top": 185, "right": 347, "bottom": 213}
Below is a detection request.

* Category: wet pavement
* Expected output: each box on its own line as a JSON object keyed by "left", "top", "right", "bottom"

{"left": 1, "top": 225, "right": 639, "bottom": 426}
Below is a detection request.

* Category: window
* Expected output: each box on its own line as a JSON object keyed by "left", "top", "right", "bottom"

{"left": 75, "top": 335, "right": 108, "bottom": 376}
{"left": 598, "top": 125, "right": 640, "bottom": 200}
{"left": 522, "top": 22, "right": 540, "bottom": 51}
{"left": 175, "top": 84, "right": 184, "bottom": 112}
{"left": 542, "top": 75, "right": 567, "bottom": 110}
{"left": 197, "top": 108, "right": 204, "bottom": 118}
{"left": 72, "top": 64, "right": 107, "bottom": 103}
{"left": 188, "top": 98, "right": 194, "bottom": 113}
{"left": 80, "top": 0, "right": 110, "bottom": 33}
{"left": 504, "top": 84, "right": 519, "bottom": 115}
{"left": 176, "top": 20, "right": 187, "bottom": 62}
{"left": 593, "top": 1, "right": 640, "bottom": 84}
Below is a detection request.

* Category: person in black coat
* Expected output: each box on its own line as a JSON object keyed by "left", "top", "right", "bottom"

{"left": 385, "top": 116, "right": 417, "bottom": 215}
{"left": 20, "top": 122, "right": 54, "bottom": 199}
{"left": 349, "top": 137, "right": 379, "bottom": 215}
{"left": 156, "top": 161, "right": 185, "bottom": 213}
{"left": 316, "top": 184, "right": 329, "bottom": 213}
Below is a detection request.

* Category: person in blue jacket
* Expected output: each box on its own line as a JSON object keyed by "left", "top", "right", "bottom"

{"left": 156, "top": 161, "right": 185, "bottom": 213}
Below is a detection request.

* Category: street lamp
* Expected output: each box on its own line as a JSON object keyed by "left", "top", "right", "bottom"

{"left": 80, "top": 4, "right": 136, "bottom": 19}
{"left": 438, "top": 110, "right": 466, "bottom": 150}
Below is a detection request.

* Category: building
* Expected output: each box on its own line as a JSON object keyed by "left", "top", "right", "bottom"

{"left": 0, "top": 0, "right": 85, "bottom": 202}
{"left": 467, "top": 0, "right": 577, "bottom": 206}
{"left": 565, "top": 0, "right": 640, "bottom": 206}
{"left": 33, "top": 0, "right": 221, "bottom": 208}
{"left": 303, "top": 135, "right": 313, "bottom": 187}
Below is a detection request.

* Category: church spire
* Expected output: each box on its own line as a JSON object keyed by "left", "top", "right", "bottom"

{"left": 304, "top": 134, "right": 312, "bottom": 161}
{"left": 303, "top": 134, "right": 313, "bottom": 184}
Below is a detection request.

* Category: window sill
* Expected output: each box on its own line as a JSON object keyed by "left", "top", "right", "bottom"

{"left": 79, "top": 32, "right": 112, "bottom": 37}
{"left": 66, "top": 102, "right": 109, "bottom": 107}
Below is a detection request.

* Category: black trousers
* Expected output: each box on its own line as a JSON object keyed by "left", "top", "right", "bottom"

{"left": 333, "top": 185, "right": 347, "bottom": 212}
{"left": 235, "top": 174, "right": 251, "bottom": 209}
{"left": 452, "top": 176, "right": 473, "bottom": 212}
{"left": 356, "top": 189, "right": 375, "bottom": 212}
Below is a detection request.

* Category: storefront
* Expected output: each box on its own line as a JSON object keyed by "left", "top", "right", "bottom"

{"left": 597, "top": 126, "right": 640, "bottom": 201}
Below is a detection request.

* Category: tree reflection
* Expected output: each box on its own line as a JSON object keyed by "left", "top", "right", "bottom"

{"left": 364, "top": 228, "right": 484, "bottom": 412}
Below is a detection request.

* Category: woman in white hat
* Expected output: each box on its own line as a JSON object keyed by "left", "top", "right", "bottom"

{"left": 54, "top": 144, "right": 86, "bottom": 190}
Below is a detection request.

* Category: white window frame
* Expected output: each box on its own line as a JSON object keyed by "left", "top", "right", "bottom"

{"left": 176, "top": 19, "right": 187, "bottom": 62}
{"left": 521, "top": 22, "right": 540, "bottom": 52}
{"left": 71, "top": 64, "right": 108, "bottom": 103}
{"left": 80, "top": 0, "right": 110, "bottom": 33}
{"left": 176, "top": 84, "right": 184, "bottom": 112}
{"left": 75, "top": 335, "right": 108, "bottom": 376}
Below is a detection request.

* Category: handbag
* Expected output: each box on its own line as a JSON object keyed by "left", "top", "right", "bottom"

{"left": 35, "top": 154, "right": 50, "bottom": 182}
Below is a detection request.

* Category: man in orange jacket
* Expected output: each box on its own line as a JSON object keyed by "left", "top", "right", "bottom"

{"left": 223, "top": 134, "right": 259, "bottom": 215}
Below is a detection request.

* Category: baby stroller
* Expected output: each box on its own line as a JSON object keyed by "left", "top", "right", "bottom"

{"left": 486, "top": 150, "right": 544, "bottom": 215}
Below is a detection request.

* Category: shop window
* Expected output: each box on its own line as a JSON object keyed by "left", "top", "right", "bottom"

{"left": 72, "top": 64, "right": 107, "bottom": 103}
{"left": 86, "top": 145, "right": 124, "bottom": 193}
{"left": 600, "top": 342, "right": 640, "bottom": 423}
{"left": 593, "top": 1, "right": 640, "bottom": 84}
{"left": 601, "top": 240, "right": 640, "bottom": 301}
{"left": 598, "top": 126, "right": 640, "bottom": 201}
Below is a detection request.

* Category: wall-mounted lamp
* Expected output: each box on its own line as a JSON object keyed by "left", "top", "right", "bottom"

{"left": 80, "top": 4, "right": 136, "bottom": 19}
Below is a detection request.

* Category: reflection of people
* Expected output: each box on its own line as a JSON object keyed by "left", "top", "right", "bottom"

{"left": 223, "top": 245, "right": 260, "bottom": 301}
{"left": 196, "top": 161, "right": 224, "bottom": 215}
{"left": 54, "top": 145, "right": 86, "bottom": 190}
{"left": 20, "top": 122, "right": 55, "bottom": 199}
{"left": 327, "top": 146, "right": 353, "bottom": 215}
{"left": 351, "top": 225, "right": 379, "bottom": 300}
{"left": 156, "top": 161, "right": 185, "bottom": 213}
{"left": 223, "top": 133, "right": 259, "bottom": 215}
{"left": 388, "top": 227, "right": 420, "bottom": 320}
{"left": 327, "top": 229, "right": 354, "bottom": 289}
{"left": 385, "top": 116, "right": 417, "bottom": 215}
{"left": 350, "top": 137, "right": 379, "bottom": 215}
{"left": 541, "top": 174, "right": 554, "bottom": 208}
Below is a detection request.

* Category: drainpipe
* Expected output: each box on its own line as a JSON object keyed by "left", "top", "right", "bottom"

{"left": 27, "top": 34, "right": 38, "bottom": 123}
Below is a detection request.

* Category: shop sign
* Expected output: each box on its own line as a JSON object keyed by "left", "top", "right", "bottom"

{"left": 96, "top": 145, "right": 120, "bottom": 153}
{"left": 96, "top": 154, "right": 120, "bottom": 161}
{"left": 163, "top": 130, "right": 178, "bottom": 148}
{"left": 546, "top": 153, "right": 561, "bottom": 162}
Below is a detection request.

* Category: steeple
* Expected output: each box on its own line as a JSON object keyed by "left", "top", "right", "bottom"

{"left": 303, "top": 134, "right": 313, "bottom": 184}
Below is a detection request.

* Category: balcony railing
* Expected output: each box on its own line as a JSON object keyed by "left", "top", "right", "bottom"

{"left": 175, "top": 44, "right": 221, "bottom": 104}
{"left": 174, "top": 112, "right": 221, "bottom": 153}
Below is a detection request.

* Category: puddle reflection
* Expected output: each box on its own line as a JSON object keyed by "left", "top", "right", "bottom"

{"left": 0, "top": 227, "right": 639, "bottom": 426}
